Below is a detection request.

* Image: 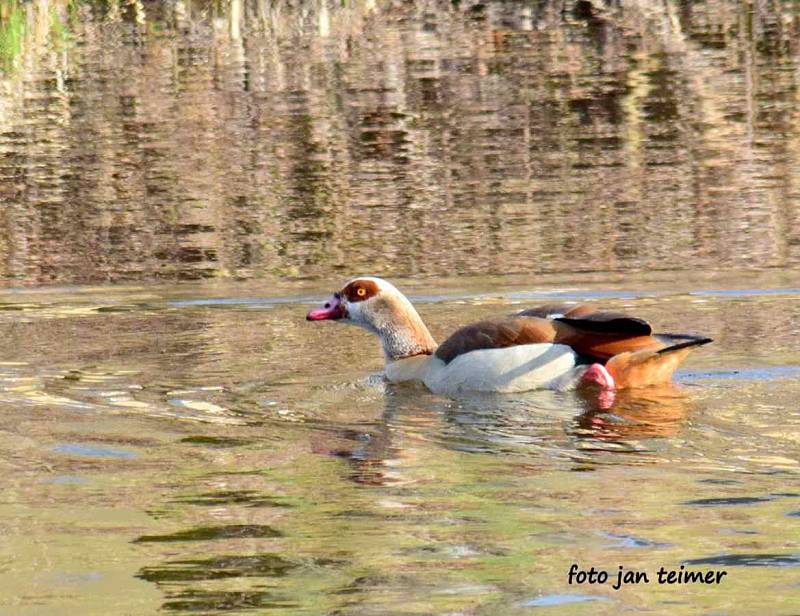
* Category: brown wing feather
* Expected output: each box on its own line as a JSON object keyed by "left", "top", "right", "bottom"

{"left": 435, "top": 317, "right": 557, "bottom": 364}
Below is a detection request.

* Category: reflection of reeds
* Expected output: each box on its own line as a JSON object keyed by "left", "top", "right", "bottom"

{"left": 0, "top": 0, "right": 25, "bottom": 72}
{"left": 0, "top": 1, "right": 799, "bottom": 284}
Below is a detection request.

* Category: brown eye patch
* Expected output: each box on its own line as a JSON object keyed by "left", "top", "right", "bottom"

{"left": 342, "top": 279, "right": 379, "bottom": 302}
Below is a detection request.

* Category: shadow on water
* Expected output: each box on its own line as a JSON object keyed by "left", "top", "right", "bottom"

{"left": 684, "top": 496, "right": 774, "bottom": 507}
{"left": 136, "top": 552, "right": 346, "bottom": 612}
{"left": 136, "top": 554, "right": 299, "bottom": 583}
{"left": 171, "top": 491, "right": 293, "bottom": 508}
{"left": 134, "top": 524, "right": 283, "bottom": 543}
{"left": 161, "top": 590, "right": 298, "bottom": 613}
{"left": 178, "top": 436, "right": 255, "bottom": 448}
{"left": 683, "top": 554, "right": 800, "bottom": 567}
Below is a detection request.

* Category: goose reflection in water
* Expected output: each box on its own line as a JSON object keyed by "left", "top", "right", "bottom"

{"left": 574, "top": 385, "right": 691, "bottom": 441}
{"left": 309, "top": 378, "right": 694, "bottom": 491}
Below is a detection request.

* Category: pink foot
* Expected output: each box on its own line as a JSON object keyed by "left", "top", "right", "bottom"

{"left": 581, "top": 364, "right": 617, "bottom": 409}
{"left": 581, "top": 363, "right": 616, "bottom": 390}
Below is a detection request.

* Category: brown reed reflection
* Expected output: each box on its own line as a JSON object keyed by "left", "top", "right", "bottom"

{"left": 0, "top": 0, "right": 799, "bottom": 285}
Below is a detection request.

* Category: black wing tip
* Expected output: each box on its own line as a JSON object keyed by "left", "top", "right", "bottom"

{"left": 556, "top": 315, "right": 652, "bottom": 337}
{"left": 656, "top": 335, "right": 713, "bottom": 354}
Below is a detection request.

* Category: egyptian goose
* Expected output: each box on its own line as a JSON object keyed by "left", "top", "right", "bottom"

{"left": 306, "top": 277, "right": 711, "bottom": 394}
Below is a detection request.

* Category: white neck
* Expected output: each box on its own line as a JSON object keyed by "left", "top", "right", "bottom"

{"left": 372, "top": 303, "right": 437, "bottom": 362}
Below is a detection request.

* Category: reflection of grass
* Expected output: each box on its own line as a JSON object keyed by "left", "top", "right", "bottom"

{"left": 49, "top": 1, "right": 72, "bottom": 54}
{"left": 0, "top": 0, "right": 25, "bottom": 72}
{"left": 0, "top": 0, "right": 79, "bottom": 74}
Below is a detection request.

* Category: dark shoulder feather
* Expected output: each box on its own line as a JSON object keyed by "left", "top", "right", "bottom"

{"left": 435, "top": 317, "right": 557, "bottom": 364}
{"left": 556, "top": 311, "right": 652, "bottom": 337}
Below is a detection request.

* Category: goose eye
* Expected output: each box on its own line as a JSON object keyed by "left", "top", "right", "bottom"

{"left": 357, "top": 287, "right": 367, "bottom": 297}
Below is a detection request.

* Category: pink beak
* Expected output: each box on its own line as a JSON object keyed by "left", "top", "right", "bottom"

{"left": 306, "top": 294, "right": 346, "bottom": 321}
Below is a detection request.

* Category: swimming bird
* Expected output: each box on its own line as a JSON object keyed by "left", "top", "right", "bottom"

{"left": 306, "top": 277, "right": 711, "bottom": 394}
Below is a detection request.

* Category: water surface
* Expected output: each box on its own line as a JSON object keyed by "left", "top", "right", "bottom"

{"left": 0, "top": 273, "right": 798, "bottom": 614}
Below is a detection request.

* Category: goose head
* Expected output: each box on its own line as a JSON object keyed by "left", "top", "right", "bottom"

{"left": 307, "top": 277, "right": 436, "bottom": 361}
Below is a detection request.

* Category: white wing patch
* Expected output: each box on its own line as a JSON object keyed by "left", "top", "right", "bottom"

{"left": 423, "top": 343, "right": 579, "bottom": 394}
